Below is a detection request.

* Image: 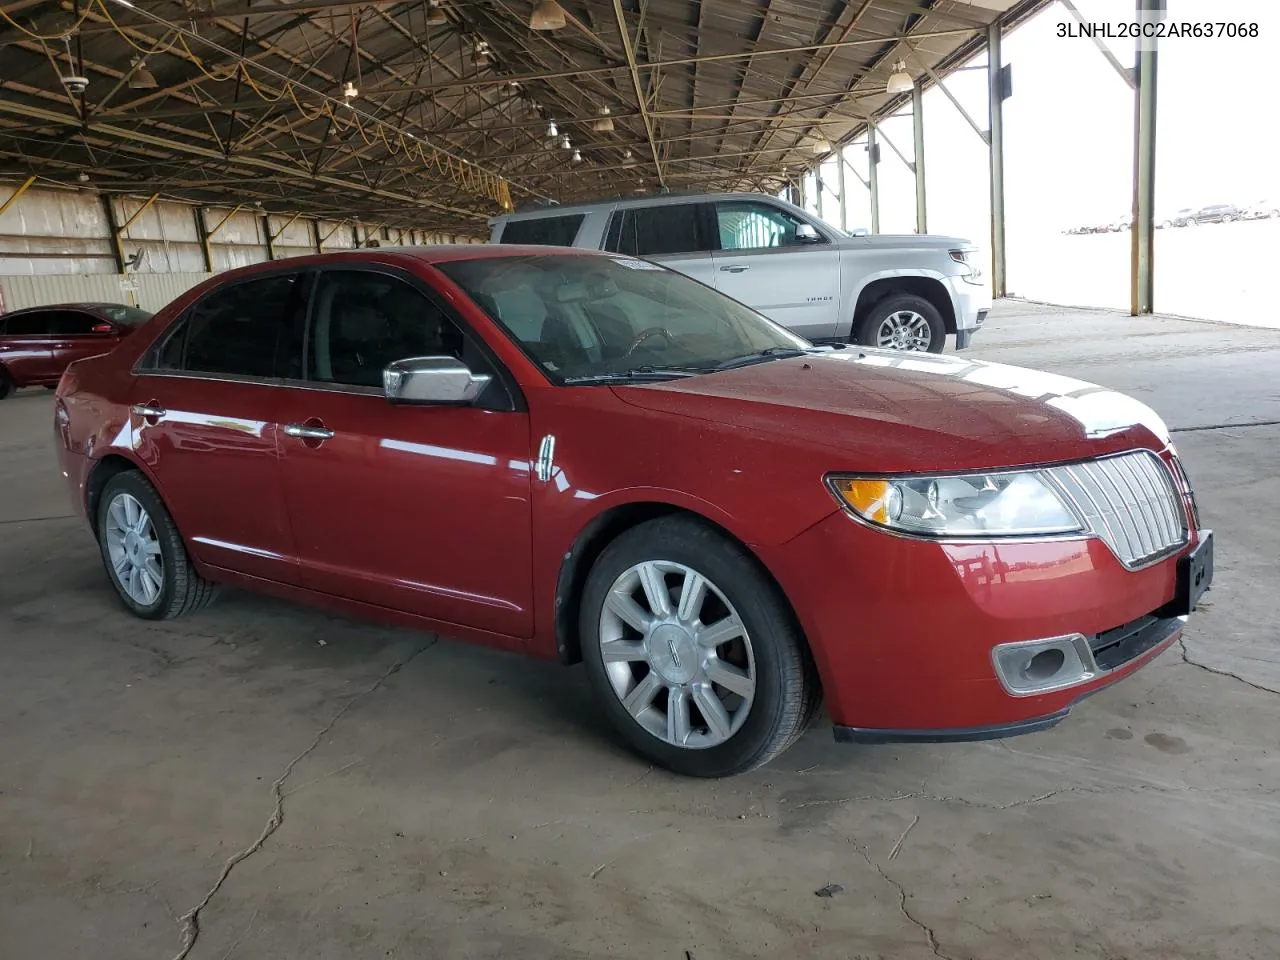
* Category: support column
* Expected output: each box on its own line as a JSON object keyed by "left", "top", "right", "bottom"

{"left": 837, "top": 145, "right": 848, "bottom": 232}
{"left": 1131, "top": 0, "right": 1162, "bottom": 315}
{"left": 195, "top": 207, "right": 215, "bottom": 273}
{"left": 101, "top": 194, "right": 127, "bottom": 274}
{"left": 987, "top": 22, "right": 1007, "bottom": 298}
{"left": 912, "top": 82, "right": 928, "bottom": 234}
{"left": 815, "top": 167, "right": 824, "bottom": 221}
{"left": 867, "top": 123, "right": 880, "bottom": 234}
{"left": 262, "top": 214, "right": 276, "bottom": 261}
{"left": 311, "top": 219, "right": 323, "bottom": 254}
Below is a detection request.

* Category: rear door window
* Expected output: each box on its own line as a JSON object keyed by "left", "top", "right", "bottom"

{"left": 500, "top": 214, "right": 586, "bottom": 246}
{"left": 605, "top": 204, "right": 710, "bottom": 257}
{"left": 154, "top": 274, "right": 304, "bottom": 378}
{"left": 1, "top": 312, "right": 52, "bottom": 335}
{"left": 52, "top": 312, "right": 101, "bottom": 335}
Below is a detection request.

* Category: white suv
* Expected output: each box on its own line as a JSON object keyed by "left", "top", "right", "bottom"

{"left": 487, "top": 192, "right": 990, "bottom": 353}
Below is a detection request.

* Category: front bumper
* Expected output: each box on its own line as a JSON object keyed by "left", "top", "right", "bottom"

{"left": 944, "top": 275, "right": 991, "bottom": 350}
{"left": 758, "top": 511, "right": 1203, "bottom": 740}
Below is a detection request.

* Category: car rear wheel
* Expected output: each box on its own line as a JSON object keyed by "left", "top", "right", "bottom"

{"left": 0, "top": 367, "right": 13, "bottom": 400}
{"left": 580, "top": 516, "right": 819, "bottom": 777}
{"left": 1223, "top": 214, "right": 1235, "bottom": 223}
{"left": 857, "top": 294, "right": 946, "bottom": 353}
{"left": 97, "top": 471, "right": 218, "bottom": 620}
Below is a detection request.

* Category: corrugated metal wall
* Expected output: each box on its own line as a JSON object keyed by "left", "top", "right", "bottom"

{"left": 0, "top": 181, "right": 483, "bottom": 314}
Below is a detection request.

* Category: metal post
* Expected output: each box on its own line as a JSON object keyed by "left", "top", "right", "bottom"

{"left": 912, "top": 82, "right": 927, "bottom": 234}
{"left": 262, "top": 215, "right": 275, "bottom": 261}
{"left": 101, "top": 195, "right": 128, "bottom": 275}
{"left": 195, "top": 207, "right": 215, "bottom": 273}
{"left": 0, "top": 175, "right": 36, "bottom": 219}
{"left": 837, "top": 145, "right": 848, "bottom": 232}
{"left": 987, "top": 22, "right": 1007, "bottom": 298}
{"left": 867, "top": 123, "right": 880, "bottom": 234}
{"left": 1131, "top": 0, "right": 1162, "bottom": 315}
{"left": 312, "top": 219, "right": 323, "bottom": 254}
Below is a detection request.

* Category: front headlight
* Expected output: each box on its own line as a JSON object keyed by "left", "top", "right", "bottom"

{"left": 826, "top": 471, "right": 1084, "bottom": 537}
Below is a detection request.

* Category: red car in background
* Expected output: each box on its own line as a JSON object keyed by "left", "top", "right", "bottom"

{"left": 52, "top": 248, "right": 1213, "bottom": 777}
{"left": 0, "top": 302, "right": 151, "bottom": 399}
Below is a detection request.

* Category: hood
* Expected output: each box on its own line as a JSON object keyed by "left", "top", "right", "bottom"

{"left": 610, "top": 349, "right": 1171, "bottom": 474}
{"left": 833, "top": 232, "right": 971, "bottom": 251}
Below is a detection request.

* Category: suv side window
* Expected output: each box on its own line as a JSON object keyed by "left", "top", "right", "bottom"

{"left": 715, "top": 201, "right": 820, "bottom": 250}
{"left": 156, "top": 273, "right": 302, "bottom": 377}
{"left": 605, "top": 203, "right": 708, "bottom": 257}
{"left": 500, "top": 214, "right": 585, "bottom": 246}
{"left": 306, "top": 270, "right": 508, "bottom": 410}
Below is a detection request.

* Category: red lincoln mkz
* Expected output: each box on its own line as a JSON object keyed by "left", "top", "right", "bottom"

{"left": 54, "top": 246, "right": 1213, "bottom": 777}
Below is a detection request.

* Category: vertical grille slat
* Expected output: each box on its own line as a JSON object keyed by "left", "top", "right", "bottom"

{"left": 1049, "top": 451, "right": 1188, "bottom": 568}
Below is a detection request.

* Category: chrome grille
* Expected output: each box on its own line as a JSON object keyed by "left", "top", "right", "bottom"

{"left": 1047, "top": 451, "right": 1188, "bottom": 568}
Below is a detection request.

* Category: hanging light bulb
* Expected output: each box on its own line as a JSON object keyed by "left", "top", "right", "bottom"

{"left": 529, "top": 0, "right": 567, "bottom": 31}
{"left": 341, "top": 80, "right": 358, "bottom": 101}
{"left": 811, "top": 137, "right": 830, "bottom": 155}
{"left": 622, "top": 149, "right": 636, "bottom": 167}
{"left": 424, "top": 0, "right": 448, "bottom": 26}
{"left": 571, "top": 149, "right": 582, "bottom": 164}
{"left": 546, "top": 119, "right": 558, "bottom": 139}
{"left": 128, "top": 57, "right": 158, "bottom": 89}
{"left": 886, "top": 59, "right": 913, "bottom": 94}
{"left": 560, "top": 133, "right": 571, "bottom": 150}
{"left": 592, "top": 105, "right": 614, "bottom": 133}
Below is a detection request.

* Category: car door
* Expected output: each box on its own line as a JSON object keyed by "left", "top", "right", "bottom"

{"left": 0, "top": 310, "right": 57, "bottom": 384}
{"left": 602, "top": 202, "right": 718, "bottom": 287}
{"left": 275, "top": 266, "right": 535, "bottom": 640}
{"left": 129, "top": 271, "right": 305, "bottom": 584}
{"left": 708, "top": 199, "right": 843, "bottom": 339}
{"left": 50, "top": 310, "right": 123, "bottom": 372}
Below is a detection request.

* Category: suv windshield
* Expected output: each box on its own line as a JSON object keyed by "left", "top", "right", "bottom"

{"left": 436, "top": 254, "right": 811, "bottom": 384}
{"left": 99, "top": 305, "right": 153, "bottom": 327}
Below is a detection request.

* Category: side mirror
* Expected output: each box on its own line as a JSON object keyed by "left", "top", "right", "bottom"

{"left": 383, "top": 356, "right": 491, "bottom": 406}
{"left": 793, "top": 222, "right": 823, "bottom": 243}
{"left": 91, "top": 322, "right": 117, "bottom": 335}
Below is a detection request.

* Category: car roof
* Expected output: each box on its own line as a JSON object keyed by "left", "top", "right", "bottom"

{"left": 490, "top": 190, "right": 786, "bottom": 222}
{"left": 2, "top": 302, "right": 141, "bottom": 315}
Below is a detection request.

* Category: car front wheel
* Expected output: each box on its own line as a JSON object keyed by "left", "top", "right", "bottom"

{"left": 97, "top": 471, "right": 218, "bottom": 620}
{"left": 580, "top": 516, "right": 819, "bottom": 777}
{"left": 0, "top": 367, "right": 13, "bottom": 400}
{"left": 857, "top": 294, "right": 947, "bottom": 353}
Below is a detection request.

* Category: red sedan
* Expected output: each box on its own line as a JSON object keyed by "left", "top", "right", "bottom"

{"left": 53, "top": 247, "right": 1213, "bottom": 777}
{"left": 0, "top": 302, "right": 151, "bottom": 399}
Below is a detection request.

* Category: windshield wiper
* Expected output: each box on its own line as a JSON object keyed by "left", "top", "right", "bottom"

{"left": 712, "top": 346, "right": 816, "bottom": 371}
{"left": 563, "top": 365, "right": 705, "bottom": 385}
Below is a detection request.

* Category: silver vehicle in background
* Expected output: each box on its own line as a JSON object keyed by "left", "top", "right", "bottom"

{"left": 488, "top": 192, "right": 991, "bottom": 353}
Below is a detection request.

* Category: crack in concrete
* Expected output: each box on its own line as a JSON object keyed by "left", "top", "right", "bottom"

{"left": 1170, "top": 419, "right": 1280, "bottom": 434}
{"left": 167, "top": 640, "right": 435, "bottom": 960}
{"left": 796, "top": 787, "right": 1079, "bottom": 812}
{"left": 1179, "top": 637, "right": 1279, "bottom": 696}
{"left": 852, "top": 842, "right": 956, "bottom": 960}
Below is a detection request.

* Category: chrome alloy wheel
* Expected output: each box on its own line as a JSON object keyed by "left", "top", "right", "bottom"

{"left": 598, "top": 561, "right": 756, "bottom": 749}
{"left": 104, "top": 492, "right": 164, "bottom": 605}
{"left": 876, "top": 310, "right": 933, "bottom": 351}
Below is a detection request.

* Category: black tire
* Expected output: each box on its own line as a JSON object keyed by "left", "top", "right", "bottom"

{"left": 1223, "top": 214, "right": 1235, "bottom": 223}
{"left": 856, "top": 293, "right": 947, "bottom": 354}
{"left": 96, "top": 470, "right": 219, "bottom": 620}
{"left": 44, "top": 384, "right": 57, "bottom": 390}
{"left": 0, "top": 367, "right": 13, "bottom": 400}
{"left": 579, "top": 515, "right": 820, "bottom": 777}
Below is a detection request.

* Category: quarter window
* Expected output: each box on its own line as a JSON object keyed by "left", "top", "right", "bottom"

{"left": 715, "top": 201, "right": 817, "bottom": 250}
{"left": 499, "top": 214, "right": 586, "bottom": 246}
{"left": 158, "top": 274, "right": 301, "bottom": 377}
{"left": 52, "top": 312, "right": 102, "bottom": 335}
{"left": 606, "top": 204, "right": 707, "bottom": 257}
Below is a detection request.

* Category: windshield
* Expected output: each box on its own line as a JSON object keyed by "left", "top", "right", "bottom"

{"left": 435, "top": 254, "right": 810, "bottom": 383}
{"left": 99, "top": 305, "right": 153, "bottom": 327}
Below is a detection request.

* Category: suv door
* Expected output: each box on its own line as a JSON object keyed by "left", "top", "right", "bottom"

{"left": 274, "top": 267, "right": 534, "bottom": 640}
{"left": 51, "top": 310, "right": 125, "bottom": 370}
{"left": 602, "top": 202, "right": 717, "bottom": 286}
{"left": 130, "top": 272, "right": 306, "bottom": 583}
{"left": 709, "top": 199, "right": 842, "bottom": 339}
{"left": 0, "top": 310, "right": 57, "bottom": 385}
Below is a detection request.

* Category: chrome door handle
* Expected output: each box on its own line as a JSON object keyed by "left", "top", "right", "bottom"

{"left": 719, "top": 265, "right": 750, "bottom": 273}
{"left": 131, "top": 402, "right": 166, "bottom": 419}
{"left": 283, "top": 422, "right": 335, "bottom": 441}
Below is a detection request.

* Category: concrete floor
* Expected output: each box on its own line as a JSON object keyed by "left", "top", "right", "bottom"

{"left": 2, "top": 301, "right": 1278, "bottom": 960}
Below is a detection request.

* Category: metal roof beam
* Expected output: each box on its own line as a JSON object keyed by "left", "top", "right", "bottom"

{"left": 612, "top": 0, "right": 665, "bottom": 189}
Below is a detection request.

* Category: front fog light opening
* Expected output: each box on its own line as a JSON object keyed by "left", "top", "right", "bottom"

{"left": 992, "top": 634, "right": 1097, "bottom": 697}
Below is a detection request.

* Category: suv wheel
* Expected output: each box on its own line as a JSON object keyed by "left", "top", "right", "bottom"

{"left": 858, "top": 294, "right": 946, "bottom": 353}
{"left": 97, "top": 471, "right": 219, "bottom": 620}
{"left": 580, "top": 516, "right": 819, "bottom": 777}
{"left": 0, "top": 367, "right": 13, "bottom": 400}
